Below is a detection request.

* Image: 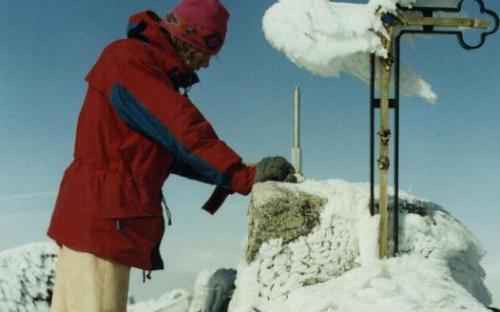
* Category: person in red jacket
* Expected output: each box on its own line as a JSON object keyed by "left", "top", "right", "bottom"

{"left": 47, "top": 0, "right": 295, "bottom": 311}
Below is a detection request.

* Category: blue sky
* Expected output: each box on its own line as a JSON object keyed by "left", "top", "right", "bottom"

{"left": 1, "top": 0, "right": 499, "bottom": 304}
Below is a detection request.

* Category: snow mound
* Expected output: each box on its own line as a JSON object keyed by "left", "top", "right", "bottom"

{"left": 0, "top": 241, "right": 58, "bottom": 312}
{"left": 262, "top": 0, "right": 438, "bottom": 103}
{"left": 128, "top": 289, "right": 191, "bottom": 312}
{"left": 228, "top": 179, "right": 493, "bottom": 312}
{"left": 0, "top": 243, "right": 225, "bottom": 312}
{"left": 187, "top": 269, "right": 216, "bottom": 312}
{"left": 0, "top": 178, "right": 495, "bottom": 312}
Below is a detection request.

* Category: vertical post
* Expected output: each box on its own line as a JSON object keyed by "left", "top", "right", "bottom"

{"left": 377, "top": 29, "right": 394, "bottom": 259}
{"left": 369, "top": 3, "right": 499, "bottom": 259}
{"left": 292, "top": 86, "right": 303, "bottom": 176}
{"left": 394, "top": 35, "right": 402, "bottom": 255}
{"left": 370, "top": 54, "right": 375, "bottom": 217}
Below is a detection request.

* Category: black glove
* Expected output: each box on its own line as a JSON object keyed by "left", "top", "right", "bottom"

{"left": 254, "top": 156, "right": 296, "bottom": 183}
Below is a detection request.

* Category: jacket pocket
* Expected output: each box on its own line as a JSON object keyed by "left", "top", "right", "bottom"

{"left": 101, "top": 170, "right": 155, "bottom": 219}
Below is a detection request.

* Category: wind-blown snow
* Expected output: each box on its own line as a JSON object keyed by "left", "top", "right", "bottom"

{"left": 262, "top": 0, "right": 439, "bottom": 103}
{"left": 228, "top": 179, "right": 493, "bottom": 312}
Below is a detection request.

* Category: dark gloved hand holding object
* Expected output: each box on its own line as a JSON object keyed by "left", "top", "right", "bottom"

{"left": 202, "top": 156, "right": 296, "bottom": 214}
{"left": 254, "top": 156, "right": 297, "bottom": 183}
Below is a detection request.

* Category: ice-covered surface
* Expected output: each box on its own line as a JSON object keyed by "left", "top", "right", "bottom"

{"left": 128, "top": 289, "right": 191, "bottom": 312}
{"left": 262, "top": 0, "right": 445, "bottom": 103}
{"left": 0, "top": 242, "right": 58, "bottom": 312}
{"left": 0, "top": 179, "right": 495, "bottom": 312}
{"left": 187, "top": 269, "right": 216, "bottom": 312}
{"left": 0, "top": 243, "right": 215, "bottom": 312}
{"left": 228, "top": 179, "right": 493, "bottom": 312}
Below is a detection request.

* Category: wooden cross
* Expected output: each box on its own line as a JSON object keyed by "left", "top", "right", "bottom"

{"left": 369, "top": 0, "right": 499, "bottom": 258}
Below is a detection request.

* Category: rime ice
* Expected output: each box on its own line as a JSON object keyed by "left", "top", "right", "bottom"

{"left": 262, "top": 0, "right": 439, "bottom": 103}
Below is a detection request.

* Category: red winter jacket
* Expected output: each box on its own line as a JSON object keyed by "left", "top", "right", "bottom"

{"left": 47, "top": 10, "right": 256, "bottom": 271}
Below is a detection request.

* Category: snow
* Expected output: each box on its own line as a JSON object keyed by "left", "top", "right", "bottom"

{"left": 0, "top": 180, "right": 495, "bottom": 311}
{"left": 128, "top": 289, "right": 191, "bottom": 312}
{"left": 0, "top": 242, "right": 58, "bottom": 312}
{"left": 228, "top": 179, "right": 493, "bottom": 312}
{"left": 262, "top": 0, "right": 443, "bottom": 103}
{"left": 257, "top": 256, "right": 489, "bottom": 312}
{"left": 187, "top": 269, "right": 216, "bottom": 312}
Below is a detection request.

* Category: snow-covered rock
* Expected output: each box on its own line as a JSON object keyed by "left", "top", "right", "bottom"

{"left": 188, "top": 269, "right": 216, "bottom": 312}
{"left": 229, "top": 179, "right": 493, "bottom": 312}
{"left": 246, "top": 184, "right": 327, "bottom": 263}
{"left": 0, "top": 179, "right": 496, "bottom": 312}
{"left": 0, "top": 242, "right": 228, "bottom": 312}
{"left": 262, "top": 0, "right": 443, "bottom": 103}
{"left": 0, "top": 242, "right": 58, "bottom": 312}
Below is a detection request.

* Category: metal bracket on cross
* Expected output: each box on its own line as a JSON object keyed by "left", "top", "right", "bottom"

{"left": 369, "top": 0, "right": 499, "bottom": 259}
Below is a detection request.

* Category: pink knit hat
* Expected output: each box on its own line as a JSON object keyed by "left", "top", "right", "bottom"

{"left": 161, "top": 0, "right": 230, "bottom": 55}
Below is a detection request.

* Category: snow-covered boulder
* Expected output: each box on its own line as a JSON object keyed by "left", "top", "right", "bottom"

{"left": 0, "top": 242, "right": 58, "bottom": 312}
{"left": 229, "top": 179, "right": 493, "bottom": 312}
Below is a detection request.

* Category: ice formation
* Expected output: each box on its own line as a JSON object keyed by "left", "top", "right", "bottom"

{"left": 228, "top": 180, "right": 493, "bottom": 312}
{"left": 0, "top": 242, "right": 58, "bottom": 312}
{"left": 0, "top": 179, "right": 495, "bottom": 312}
{"left": 261, "top": 0, "right": 451, "bottom": 103}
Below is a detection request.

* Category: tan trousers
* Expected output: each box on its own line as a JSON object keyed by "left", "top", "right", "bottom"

{"left": 50, "top": 245, "right": 131, "bottom": 312}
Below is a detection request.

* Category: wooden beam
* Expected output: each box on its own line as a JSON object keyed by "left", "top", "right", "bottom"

{"left": 377, "top": 28, "right": 394, "bottom": 259}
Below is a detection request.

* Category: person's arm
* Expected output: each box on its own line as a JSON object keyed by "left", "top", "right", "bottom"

{"left": 170, "top": 158, "right": 215, "bottom": 185}
{"left": 106, "top": 40, "right": 255, "bottom": 195}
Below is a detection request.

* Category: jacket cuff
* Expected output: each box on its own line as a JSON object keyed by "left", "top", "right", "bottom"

{"left": 202, "top": 187, "right": 232, "bottom": 215}
{"left": 201, "top": 164, "right": 256, "bottom": 215}
{"left": 228, "top": 164, "right": 256, "bottom": 195}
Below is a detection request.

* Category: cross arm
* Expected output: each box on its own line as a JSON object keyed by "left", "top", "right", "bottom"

{"left": 398, "top": 15, "right": 490, "bottom": 29}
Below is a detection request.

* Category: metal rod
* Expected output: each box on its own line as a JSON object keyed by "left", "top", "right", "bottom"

{"left": 292, "top": 86, "right": 302, "bottom": 176}
{"left": 370, "top": 54, "right": 376, "bottom": 217}
{"left": 394, "top": 36, "right": 402, "bottom": 255}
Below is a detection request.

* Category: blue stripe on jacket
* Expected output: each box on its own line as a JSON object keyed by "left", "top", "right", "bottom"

{"left": 110, "top": 84, "right": 231, "bottom": 188}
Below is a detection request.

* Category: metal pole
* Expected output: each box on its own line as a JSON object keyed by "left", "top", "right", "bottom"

{"left": 394, "top": 35, "right": 402, "bottom": 255}
{"left": 292, "top": 86, "right": 303, "bottom": 176}
{"left": 370, "top": 54, "right": 376, "bottom": 217}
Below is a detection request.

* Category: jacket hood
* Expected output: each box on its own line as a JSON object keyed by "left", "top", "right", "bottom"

{"left": 127, "top": 11, "right": 173, "bottom": 52}
{"left": 126, "top": 10, "right": 200, "bottom": 90}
